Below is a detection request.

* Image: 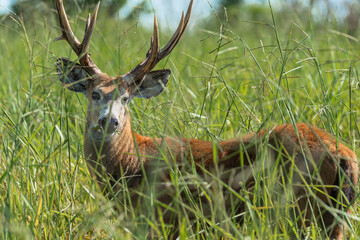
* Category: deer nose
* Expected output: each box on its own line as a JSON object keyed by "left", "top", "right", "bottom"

{"left": 98, "top": 116, "right": 119, "bottom": 132}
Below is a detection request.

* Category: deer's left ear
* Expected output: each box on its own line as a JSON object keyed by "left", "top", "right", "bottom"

{"left": 133, "top": 69, "right": 171, "bottom": 99}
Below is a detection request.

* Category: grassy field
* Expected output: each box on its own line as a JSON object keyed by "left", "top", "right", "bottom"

{"left": 0, "top": 1, "right": 360, "bottom": 239}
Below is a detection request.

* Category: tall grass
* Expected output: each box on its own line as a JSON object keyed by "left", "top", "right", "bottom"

{"left": 0, "top": 1, "right": 359, "bottom": 239}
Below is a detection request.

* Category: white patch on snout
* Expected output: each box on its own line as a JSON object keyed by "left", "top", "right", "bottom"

{"left": 99, "top": 99, "right": 123, "bottom": 124}
{"left": 89, "top": 99, "right": 126, "bottom": 142}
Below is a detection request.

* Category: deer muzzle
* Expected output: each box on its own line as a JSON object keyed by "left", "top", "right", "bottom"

{"left": 98, "top": 115, "right": 119, "bottom": 133}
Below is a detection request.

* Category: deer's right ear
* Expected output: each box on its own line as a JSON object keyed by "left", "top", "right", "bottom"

{"left": 56, "top": 58, "right": 90, "bottom": 93}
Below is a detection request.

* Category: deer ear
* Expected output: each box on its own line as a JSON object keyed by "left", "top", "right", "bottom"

{"left": 133, "top": 70, "right": 171, "bottom": 99}
{"left": 56, "top": 57, "right": 90, "bottom": 93}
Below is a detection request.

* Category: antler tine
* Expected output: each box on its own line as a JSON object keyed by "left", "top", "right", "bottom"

{"left": 55, "top": 0, "right": 81, "bottom": 54}
{"left": 82, "top": 1, "right": 100, "bottom": 54}
{"left": 122, "top": 0, "right": 193, "bottom": 84}
{"left": 157, "top": 12, "right": 184, "bottom": 59}
{"left": 159, "top": 0, "right": 193, "bottom": 58}
{"left": 55, "top": 0, "right": 102, "bottom": 75}
{"left": 146, "top": 15, "right": 160, "bottom": 69}
{"left": 145, "top": 15, "right": 160, "bottom": 59}
{"left": 85, "top": 13, "right": 91, "bottom": 33}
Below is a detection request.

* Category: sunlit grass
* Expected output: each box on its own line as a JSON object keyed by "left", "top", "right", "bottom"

{"left": 0, "top": 2, "right": 359, "bottom": 239}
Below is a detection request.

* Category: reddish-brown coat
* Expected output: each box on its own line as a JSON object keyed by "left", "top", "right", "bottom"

{"left": 84, "top": 116, "right": 357, "bottom": 240}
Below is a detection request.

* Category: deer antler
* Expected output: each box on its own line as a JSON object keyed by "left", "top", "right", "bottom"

{"left": 55, "top": 0, "right": 102, "bottom": 76}
{"left": 122, "top": 0, "right": 193, "bottom": 84}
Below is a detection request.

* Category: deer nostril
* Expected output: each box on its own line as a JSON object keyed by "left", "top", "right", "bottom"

{"left": 99, "top": 117, "right": 119, "bottom": 130}
{"left": 99, "top": 117, "right": 107, "bottom": 128}
{"left": 111, "top": 118, "right": 119, "bottom": 129}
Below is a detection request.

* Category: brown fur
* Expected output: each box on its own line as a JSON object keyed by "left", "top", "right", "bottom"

{"left": 84, "top": 116, "right": 358, "bottom": 239}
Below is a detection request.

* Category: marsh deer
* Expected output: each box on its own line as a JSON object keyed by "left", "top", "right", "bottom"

{"left": 54, "top": 0, "right": 358, "bottom": 238}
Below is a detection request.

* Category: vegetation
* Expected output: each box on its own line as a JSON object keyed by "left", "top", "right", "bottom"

{"left": 11, "top": 0, "right": 126, "bottom": 19}
{"left": 0, "top": 1, "right": 359, "bottom": 239}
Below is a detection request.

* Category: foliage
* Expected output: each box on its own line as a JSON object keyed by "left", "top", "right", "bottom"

{"left": 219, "top": 0, "right": 244, "bottom": 8}
{"left": 0, "top": 1, "right": 360, "bottom": 239}
{"left": 10, "top": 0, "right": 126, "bottom": 21}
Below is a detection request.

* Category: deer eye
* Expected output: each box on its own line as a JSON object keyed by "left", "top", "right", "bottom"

{"left": 92, "top": 91, "right": 101, "bottom": 101}
{"left": 121, "top": 96, "right": 129, "bottom": 104}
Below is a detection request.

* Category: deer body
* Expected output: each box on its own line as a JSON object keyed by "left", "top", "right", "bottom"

{"left": 85, "top": 118, "right": 357, "bottom": 195}
{"left": 54, "top": 0, "right": 358, "bottom": 239}
{"left": 83, "top": 110, "right": 358, "bottom": 240}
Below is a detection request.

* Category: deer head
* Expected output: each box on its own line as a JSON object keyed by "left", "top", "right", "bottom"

{"left": 55, "top": 0, "right": 193, "bottom": 142}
